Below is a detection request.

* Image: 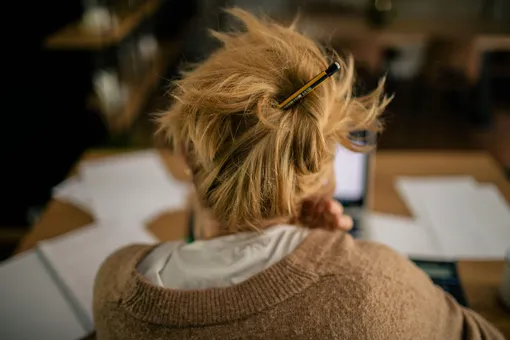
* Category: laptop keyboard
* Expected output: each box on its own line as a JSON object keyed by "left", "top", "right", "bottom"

{"left": 411, "top": 259, "right": 469, "bottom": 307}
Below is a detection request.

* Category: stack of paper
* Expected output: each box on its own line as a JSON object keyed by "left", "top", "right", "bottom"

{"left": 0, "top": 252, "right": 87, "bottom": 340}
{"left": 0, "top": 222, "right": 156, "bottom": 339}
{"left": 0, "top": 149, "right": 187, "bottom": 339}
{"left": 53, "top": 177, "right": 93, "bottom": 214}
{"left": 37, "top": 222, "right": 157, "bottom": 332}
{"left": 53, "top": 149, "right": 190, "bottom": 224}
{"left": 369, "top": 176, "right": 510, "bottom": 260}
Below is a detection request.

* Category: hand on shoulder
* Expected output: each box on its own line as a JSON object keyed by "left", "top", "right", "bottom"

{"left": 299, "top": 197, "right": 353, "bottom": 231}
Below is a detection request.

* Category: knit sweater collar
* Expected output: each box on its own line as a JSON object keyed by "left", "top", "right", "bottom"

{"left": 121, "top": 229, "right": 343, "bottom": 327}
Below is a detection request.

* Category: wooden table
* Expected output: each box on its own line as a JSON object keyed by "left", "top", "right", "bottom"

{"left": 16, "top": 149, "right": 510, "bottom": 337}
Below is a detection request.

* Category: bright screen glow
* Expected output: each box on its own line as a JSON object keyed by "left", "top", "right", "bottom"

{"left": 333, "top": 145, "right": 367, "bottom": 201}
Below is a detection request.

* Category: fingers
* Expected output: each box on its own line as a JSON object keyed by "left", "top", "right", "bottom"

{"left": 300, "top": 197, "right": 352, "bottom": 231}
{"left": 337, "top": 215, "right": 353, "bottom": 231}
{"left": 322, "top": 200, "right": 352, "bottom": 231}
{"left": 325, "top": 200, "right": 343, "bottom": 216}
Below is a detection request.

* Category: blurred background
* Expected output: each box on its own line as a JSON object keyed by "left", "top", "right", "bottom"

{"left": 1, "top": 0, "right": 509, "bottom": 258}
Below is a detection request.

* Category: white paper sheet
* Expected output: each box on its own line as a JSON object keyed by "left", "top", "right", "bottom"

{"left": 365, "top": 213, "right": 446, "bottom": 260}
{"left": 468, "top": 183, "right": 510, "bottom": 255}
{"left": 395, "top": 176, "right": 477, "bottom": 218}
{"left": 52, "top": 176, "right": 93, "bottom": 214}
{"left": 37, "top": 222, "right": 157, "bottom": 330}
{"left": 80, "top": 150, "right": 190, "bottom": 224}
{"left": 0, "top": 251, "right": 87, "bottom": 340}
{"left": 396, "top": 177, "right": 510, "bottom": 259}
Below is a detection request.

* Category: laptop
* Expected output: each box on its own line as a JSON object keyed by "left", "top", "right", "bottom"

{"left": 332, "top": 144, "right": 372, "bottom": 239}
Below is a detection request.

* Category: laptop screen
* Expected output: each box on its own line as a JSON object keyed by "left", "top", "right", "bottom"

{"left": 333, "top": 145, "right": 369, "bottom": 208}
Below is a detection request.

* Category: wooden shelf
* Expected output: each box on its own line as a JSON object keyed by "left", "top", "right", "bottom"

{"left": 45, "top": 0, "right": 162, "bottom": 50}
{"left": 90, "top": 40, "right": 183, "bottom": 133}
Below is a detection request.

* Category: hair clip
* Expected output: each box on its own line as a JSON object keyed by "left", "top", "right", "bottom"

{"left": 277, "top": 62, "right": 340, "bottom": 110}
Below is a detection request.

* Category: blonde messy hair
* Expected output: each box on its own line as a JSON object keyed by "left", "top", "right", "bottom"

{"left": 158, "top": 8, "right": 390, "bottom": 233}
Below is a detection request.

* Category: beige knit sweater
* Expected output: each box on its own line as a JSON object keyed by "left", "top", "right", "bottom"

{"left": 93, "top": 229, "right": 504, "bottom": 339}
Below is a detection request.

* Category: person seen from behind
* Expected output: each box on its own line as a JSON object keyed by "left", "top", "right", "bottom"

{"left": 93, "top": 8, "right": 504, "bottom": 340}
